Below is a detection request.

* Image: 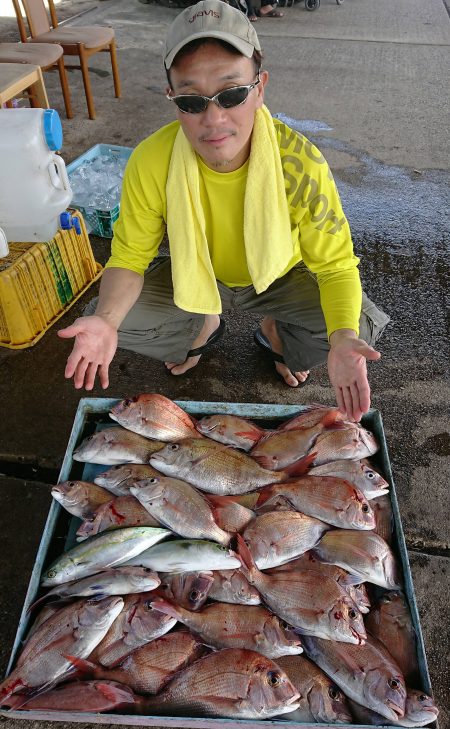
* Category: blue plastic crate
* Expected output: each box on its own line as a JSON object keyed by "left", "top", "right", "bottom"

{"left": 67, "top": 144, "right": 133, "bottom": 238}
{"left": 0, "top": 400, "right": 436, "bottom": 728}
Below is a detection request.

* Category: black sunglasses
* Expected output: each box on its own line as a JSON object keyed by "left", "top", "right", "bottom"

{"left": 167, "top": 74, "right": 261, "bottom": 115}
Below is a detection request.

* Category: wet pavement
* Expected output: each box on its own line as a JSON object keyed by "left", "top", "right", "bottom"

{"left": 0, "top": 0, "right": 449, "bottom": 726}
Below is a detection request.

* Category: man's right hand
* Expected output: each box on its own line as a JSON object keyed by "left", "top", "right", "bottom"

{"left": 57, "top": 315, "right": 118, "bottom": 390}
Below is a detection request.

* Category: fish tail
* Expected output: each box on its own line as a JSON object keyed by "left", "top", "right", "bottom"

{"left": 283, "top": 451, "right": 316, "bottom": 477}
{"left": 255, "top": 485, "right": 276, "bottom": 507}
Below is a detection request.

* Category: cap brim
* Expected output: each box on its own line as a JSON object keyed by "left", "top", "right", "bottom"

{"left": 164, "top": 32, "right": 256, "bottom": 69}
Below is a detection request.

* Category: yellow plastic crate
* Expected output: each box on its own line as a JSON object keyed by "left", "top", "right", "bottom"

{"left": 0, "top": 212, "right": 102, "bottom": 349}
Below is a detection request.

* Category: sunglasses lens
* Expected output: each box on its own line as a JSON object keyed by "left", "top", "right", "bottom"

{"left": 217, "top": 87, "right": 249, "bottom": 108}
{"left": 174, "top": 96, "right": 208, "bottom": 114}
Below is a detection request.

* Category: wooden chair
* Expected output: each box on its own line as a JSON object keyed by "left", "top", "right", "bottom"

{"left": 0, "top": 42, "right": 72, "bottom": 117}
{"left": 11, "top": 0, "right": 121, "bottom": 120}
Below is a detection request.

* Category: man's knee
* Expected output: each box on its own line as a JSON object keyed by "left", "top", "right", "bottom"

{"left": 359, "top": 295, "right": 391, "bottom": 346}
{"left": 83, "top": 297, "right": 98, "bottom": 316}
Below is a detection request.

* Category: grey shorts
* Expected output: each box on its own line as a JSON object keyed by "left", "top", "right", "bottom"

{"left": 86, "top": 257, "right": 390, "bottom": 370}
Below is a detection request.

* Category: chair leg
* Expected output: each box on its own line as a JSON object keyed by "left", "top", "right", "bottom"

{"left": 78, "top": 43, "right": 95, "bottom": 120}
{"left": 109, "top": 39, "right": 121, "bottom": 98}
{"left": 56, "top": 57, "right": 73, "bottom": 119}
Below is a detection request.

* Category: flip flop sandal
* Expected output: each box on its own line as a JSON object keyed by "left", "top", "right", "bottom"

{"left": 253, "top": 328, "right": 309, "bottom": 387}
{"left": 165, "top": 317, "right": 226, "bottom": 375}
{"left": 254, "top": 327, "right": 285, "bottom": 363}
{"left": 259, "top": 8, "right": 284, "bottom": 16}
{"left": 186, "top": 316, "right": 225, "bottom": 357}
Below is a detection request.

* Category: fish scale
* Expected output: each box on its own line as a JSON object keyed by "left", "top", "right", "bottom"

{"left": 0, "top": 597, "right": 124, "bottom": 701}
{"left": 150, "top": 599, "right": 303, "bottom": 658}
{"left": 313, "top": 529, "right": 402, "bottom": 589}
{"left": 150, "top": 438, "right": 305, "bottom": 495}
{"left": 301, "top": 634, "right": 407, "bottom": 722}
{"left": 94, "top": 594, "right": 177, "bottom": 668}
{"left": 142, "top": 648, "right": 301, "bottom": 719}
{"left": 242, "top": 510, "right": 328, "bottom": 569}
{"left": 274, "top": 654, "right": 353, "bottom": 724}
{"left": 238, "top": 535, "right": 366, "bottom": 644}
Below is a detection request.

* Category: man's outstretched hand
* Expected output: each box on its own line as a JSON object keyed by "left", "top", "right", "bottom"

{"left": 328, "top": 329, "right": 381, "bottom": 422}
{"left": 58, "top": 315, "right": 118, "bottom": 391}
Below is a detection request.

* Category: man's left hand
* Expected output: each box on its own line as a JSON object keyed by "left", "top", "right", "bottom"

{"left": 328, "top": 329, "right": 381, "bottom": 422}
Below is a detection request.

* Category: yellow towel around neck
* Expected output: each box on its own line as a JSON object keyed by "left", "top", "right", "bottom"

{"left": 166, "top": 105, "right": 293, "bottom": 314}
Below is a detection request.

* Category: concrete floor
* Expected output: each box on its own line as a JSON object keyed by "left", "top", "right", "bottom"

{"left": 0, "top": 0, "right": 449, "bottom": 726}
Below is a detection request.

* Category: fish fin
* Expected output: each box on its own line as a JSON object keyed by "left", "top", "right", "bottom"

{"left": 2, "top": 692, "right": 38, "bottom": 711}
{"left": 234, "top": 430, "right": 264, "bottom": 443}
{"left": 206, "top": 494, "right": 239, "bottom": 507}
{"left": 255, "top": 485, "right": 276, "bottom": 507}
{"left": 62, "top": 653, "right": 97, "bottom": 675}
{"left": 236, "top": 534, "right": 256, "bottom": 573}
{"left": 26, "top": 592, "right": 54, "bottom": 614}
{"left": 149, "top": 597, "right": 183, "bottom": 620}
{"left": 339, "top": 572, "right": 367, "bottom": 587}
{"left": 0, "top": 676, "right": 27, "bottom": 704}
{"left": 205, "top": 496, "right": 238, "bottom": 527}
{"left": 96, "top": 682, "right": 130, "bottom": 704}
{"left": 320, "top": 410, "right": 344, "bottom": 428}
{"left": 7, "top": 676, "right": 62, "bottom": 708}
{"left": 283, "top": 452, "right": 317, "bottom": 477}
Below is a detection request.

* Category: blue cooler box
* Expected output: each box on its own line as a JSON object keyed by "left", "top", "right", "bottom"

{"left": 67, "top": 144, "right": 132, "bottom": 237}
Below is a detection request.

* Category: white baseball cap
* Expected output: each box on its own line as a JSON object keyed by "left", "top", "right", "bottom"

{"left": 164, "top": 0, "right": 261, "bottom": 69}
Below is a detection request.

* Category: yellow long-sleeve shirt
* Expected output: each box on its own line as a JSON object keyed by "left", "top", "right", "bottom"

{"left": 107, "top": 117, "right": 362, "bottom": 336}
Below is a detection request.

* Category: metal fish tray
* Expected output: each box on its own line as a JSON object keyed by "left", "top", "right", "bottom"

{"left": 0, "top": 398, "right": 435, "bottom": 728}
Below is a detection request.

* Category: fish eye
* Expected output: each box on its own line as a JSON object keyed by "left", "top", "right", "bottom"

{"left": 418, "top": 694, "right": 427, "bottom": 702}
{"left": 348, "top": 608, "right": 357, "bottom": 619}
{"left": 144, "top": 600, "right": 153, "bottom": 611}
{"left": 388, "top": 678, "right": 400, "bottom": 689}
{"left": 328, "top": 686, "right": 341, "bottom": 700}
{"left": 266, "top": 671, "right": 281, "bottom": 687}
{"left": 362, "top": 503, "right": 370, "bottom": 513}
{"left": 169, "top": 444, "right": 179, "bottom": 451}
{"left": 367, "top": 471, "right": 375, "bottom": 479}
{"left": 47, "top": 569, "right": 57, "bottom": 578}
{"left": 149, "top": 478, "right": 158, "bottom": 483}
{"left": 189, "top": 590, "right": 200, "bottom": 601}
{"left": 143, "top": 568, "right": 152, "bottom": 573}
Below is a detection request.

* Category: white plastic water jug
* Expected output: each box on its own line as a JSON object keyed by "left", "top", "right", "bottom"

{"left": 0, "top": 108, "right": 72, "bottom": 243}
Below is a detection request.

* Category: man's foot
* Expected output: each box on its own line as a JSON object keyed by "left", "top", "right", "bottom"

{"left": 165, "top": 315, "right": 222, "bottom": 376}
{"left": 258, "top": 4, "right": 284, "bottom": 16}
{"left": 260, "top": 317, "right": 309, "bottom": 387}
